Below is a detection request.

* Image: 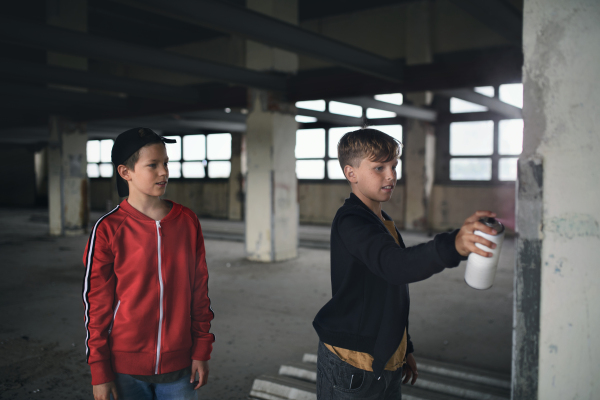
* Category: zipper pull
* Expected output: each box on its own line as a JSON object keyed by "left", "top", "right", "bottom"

{"left": 156, "top": 221, "right": 161, "bottom": 236}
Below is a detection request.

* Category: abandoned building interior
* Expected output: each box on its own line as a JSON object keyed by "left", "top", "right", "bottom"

{"left": 0, "top": 0, "right": 598, "bottom": 399}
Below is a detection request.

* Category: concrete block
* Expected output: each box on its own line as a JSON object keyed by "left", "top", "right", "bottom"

{"left": 302, "top": 353, "right": 317, "bottom": 364}
{"left": 278, "top": 362, "right": 317, "bottom": 383}
{"left": 414, "top": 371, "right": 509, "bottom": 400}
{"left": 249, "top": 375, "right": 316, "bottom": 400}
{"left": 416, "top": 357, "right": 510, "bottom": 389}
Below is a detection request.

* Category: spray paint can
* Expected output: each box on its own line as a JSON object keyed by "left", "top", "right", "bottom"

{"left": 464, "top": 217, "right": 505, "bottom": 290}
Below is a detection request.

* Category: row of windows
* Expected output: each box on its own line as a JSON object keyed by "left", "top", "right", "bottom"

{"left": 295, "top": 93, "right": 403, "bottom": 123}
{"left": 87, "top": 86, "right": 523, "bottom": 182}
{"left": 448, "top": 119, "right": 522, "bottom": 181}
{"left": 449, "top": 84, "right": 522, "bottom": 113}
{"left": 448, "top": 84, "right": 523, "bottom": 182}
{"left": 295, "top": 125, "right": 402, "bottom": 180}
{"left": 86, "top": 133, "right": 233, "bottom": 179}
{"left": 87, "top": 120, "right": 520, "bottom": 182}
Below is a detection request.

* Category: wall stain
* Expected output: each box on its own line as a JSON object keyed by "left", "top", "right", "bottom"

{"left": 548, "top": 257, "right": 567, "bottom": 277}
{"left": 545, "top": 213, "right": 600, "bottom": 240}
{"left": 549, "top": 344, "right": 558, "bottom": 353}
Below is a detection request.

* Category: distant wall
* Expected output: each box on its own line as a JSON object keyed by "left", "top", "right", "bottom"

{"left": 299, "top": 183, "right": 406, "bottom": 226}
{"left": 89, "top": 180, "right": 516, "bottom": 232}
{"left": 429, "top": 184, "right": 516, "bottom": 233}
{"left": 89, "top": 180, "right": 230, "bottom": 219}
{"left": 167, "top": 181, "right": 229, "bottom": 218}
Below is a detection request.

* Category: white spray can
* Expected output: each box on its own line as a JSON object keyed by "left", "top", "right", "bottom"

{"left": 464, "top": 217, "right": 505, "bottom": 290}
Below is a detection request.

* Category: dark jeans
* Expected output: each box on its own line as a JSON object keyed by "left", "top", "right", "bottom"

{"left": 316, "top": 341, "right": 403, "bottom": 399}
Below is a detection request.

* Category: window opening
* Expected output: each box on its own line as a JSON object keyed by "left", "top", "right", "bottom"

{"left": 366, "top": 108, "right": 396, "bottom": 119}
{"left": 164, "top": 133, "right": 232, "bottom": 179}
{"left": 86, "top": 139, "right": 114, "bottom": 178}
{"left": 474, "top": 86, "right": 495, "bottom": 97}
{"left": 374, "top": 93, "right": 403, "bottom": 105}
{"left": 329, "top": 101, "right": 362, "bottom": 118}
{"left": 499, "top": 83, "right": 523, "bottom": 108}
{"left": 297, "top": 125, "right": 403, "bottom": 181}
{"left": 450, "top": 98, "right": 488, "bottom": 114}
{"left": 295, "top": 100, "right": 326, "bottom": 112}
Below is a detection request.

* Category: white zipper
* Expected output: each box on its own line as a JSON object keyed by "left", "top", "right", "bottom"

{"left": 155, "top": 221, "right": 164, "bottom": 374}
{"left": 108, "top": 300, "right": 121, "bottom": 334}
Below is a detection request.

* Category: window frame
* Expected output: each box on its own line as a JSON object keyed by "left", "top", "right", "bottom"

{"left": 86, "top": 139, "right": 115, "bottom": 180}
{"left": 158, "top": 132, "right": 233, "bottom": 181}
{"left": 435, "top": 95, "right": 522, "bottom": 186}
{"left": 295, "top": 120, "right": 406, "bottom": 184}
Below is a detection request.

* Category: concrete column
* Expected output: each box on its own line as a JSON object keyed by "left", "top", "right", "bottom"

{"left": 34, "top": 147, "right": 49, "bottom": 206}
{"left": 403, "top": 1, "right": 435, "bottom": 231}
{"left": 244, "top": 0, "right": 298, "bottom": 262}
{"left": 46, "top": 0, "right": 89, "bottom": 235}
{"left": 514, "top": 1, "right": 600, "bottom": 398}
{"left": 48, "top": 117, "right": 89, "bottom": 236}
{"left": 228, "top": 132, "right": 243, "bottom": 220}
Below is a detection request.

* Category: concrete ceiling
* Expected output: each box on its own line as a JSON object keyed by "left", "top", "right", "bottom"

{"left": 0, "top": 0, "right": 524, "bottom": 143}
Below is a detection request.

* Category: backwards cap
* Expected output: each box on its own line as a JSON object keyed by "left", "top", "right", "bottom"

{"left": 111, "top": 127, "right": 175, "bottom": 197}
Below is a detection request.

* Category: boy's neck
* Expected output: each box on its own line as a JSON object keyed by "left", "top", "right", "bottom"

{"left": 126, "top": 191, "right": 170, "bottom": 221}
{"left": 351, "top": 187, "right": 384, "bottom": 221}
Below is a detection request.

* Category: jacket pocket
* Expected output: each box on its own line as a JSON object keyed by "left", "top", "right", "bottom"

{"left": 108, "top": 300, "right": 121, "bottom": 335}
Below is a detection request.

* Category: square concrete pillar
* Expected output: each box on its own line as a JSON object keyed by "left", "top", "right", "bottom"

{"left": 402, "top": 2, "right": 435, "bottom": 231}
{"left": 244, "top": 0, "right": 299, "bottom": 262}
{"left": 514, "top": 0, "right": 600, "bottom": 398}
{"left": 228, "top": 132, "right": 243, "bottom": 220}
{"left": 48, "top": 116, "right": 89, "bottom": 236}
{"left": 245, "top": 93, "right": 298, "bottom": 261}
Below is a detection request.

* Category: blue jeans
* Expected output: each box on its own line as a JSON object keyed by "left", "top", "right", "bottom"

{"left": 113, "top": 373, "right": 197, "bottom": 400}
{"left": 316, "top": 341, "right": 402, "bottom": 399}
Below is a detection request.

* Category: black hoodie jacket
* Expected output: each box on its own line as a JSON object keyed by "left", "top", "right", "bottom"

{"left": 313, "top": 193, "right": 465, "bottom": 378}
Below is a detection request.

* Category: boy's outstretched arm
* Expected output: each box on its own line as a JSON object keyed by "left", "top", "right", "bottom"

{"left": 454, "top": 211, "right": 498, "bottom": 257}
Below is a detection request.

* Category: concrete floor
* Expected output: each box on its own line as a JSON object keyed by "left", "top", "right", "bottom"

{"left": 0, "top": 208, "right": 513, "bottom": 399}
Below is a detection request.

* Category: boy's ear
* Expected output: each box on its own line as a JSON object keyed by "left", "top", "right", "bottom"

{"left": 117, "top": 165, "right": 131, "bottom": 181}
{"left": 344, "top": 165, "right": 357, "bottom": 183}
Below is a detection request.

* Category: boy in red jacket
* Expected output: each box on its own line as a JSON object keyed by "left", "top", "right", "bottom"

{"left": 82, "top": 128, "right": 214, "bottom": 400}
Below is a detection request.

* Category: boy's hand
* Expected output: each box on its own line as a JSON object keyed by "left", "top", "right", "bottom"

{"left": 93, "top": 381, "right": 118, "bottom": 400}
{"left": 455, "top": 211, "right": 498, "bottom": 257}
{"left": 190, "top": 360, "right": 209, "bottom": 390}
{"left": 402, "top": 353, "right": 418, "bottom": 385}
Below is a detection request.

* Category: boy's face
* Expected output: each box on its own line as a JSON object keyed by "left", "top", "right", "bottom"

{"left": 120, "top": 143, "right": 169, "bottom": 198}
{"left": 345, "top": 157, "right": 398, "bottom": 207}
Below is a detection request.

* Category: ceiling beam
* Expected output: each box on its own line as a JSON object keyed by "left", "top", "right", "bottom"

{"left": 435, "top": 89, "right": 522, "bottom": 119}
{"left": 112, "top": 0, "right": 403, "bottom": 82}
{"left": 89, "top": 117, "right": 246, "bottom": 136}
{"left": 334, "top": 97, "right": 437, "bottom": 122}
{"left": 447, "top": 0, "right": 522, "bottom": 46}
{"left": 0, "top": 82, "right": 128, "bottom": 111}
{"left": 289, "top": 47, "right": 523, "bottom": 101}
{"left": 296, "top": 109, "right": 363, "bottom": 126}
{"left": 0, "top": 16, "right": 286, "bottom": 91}
{"left": 0, "top": 58, "right": 200, "bottom": 104}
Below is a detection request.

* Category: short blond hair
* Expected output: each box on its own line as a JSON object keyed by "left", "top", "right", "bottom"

{"left": 337, "top": 128, "right": 402, "bottom": 171}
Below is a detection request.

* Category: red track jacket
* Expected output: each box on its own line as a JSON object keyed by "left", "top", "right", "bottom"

{"left": 82, "top": 200, "right": 214, "bottom": 385}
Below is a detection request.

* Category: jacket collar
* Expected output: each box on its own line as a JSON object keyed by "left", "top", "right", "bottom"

{"left": 119, "top": 198, "right": 181, "bottom": 222}
{"left": 346, "top": 192, "right": 392, "bottom": 222}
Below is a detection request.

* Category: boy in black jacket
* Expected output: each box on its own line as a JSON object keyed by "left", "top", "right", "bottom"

{"left": 313, "top": 129, "right": 498, "bottom": 399}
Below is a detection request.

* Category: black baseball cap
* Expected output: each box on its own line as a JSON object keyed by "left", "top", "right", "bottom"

{"left": 111, "top": 127, "right": 176, "bottom": 197}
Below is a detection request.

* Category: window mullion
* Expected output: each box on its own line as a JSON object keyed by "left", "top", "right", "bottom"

{"left": 492, "top": 118, "right": 500, "bottom": 182}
